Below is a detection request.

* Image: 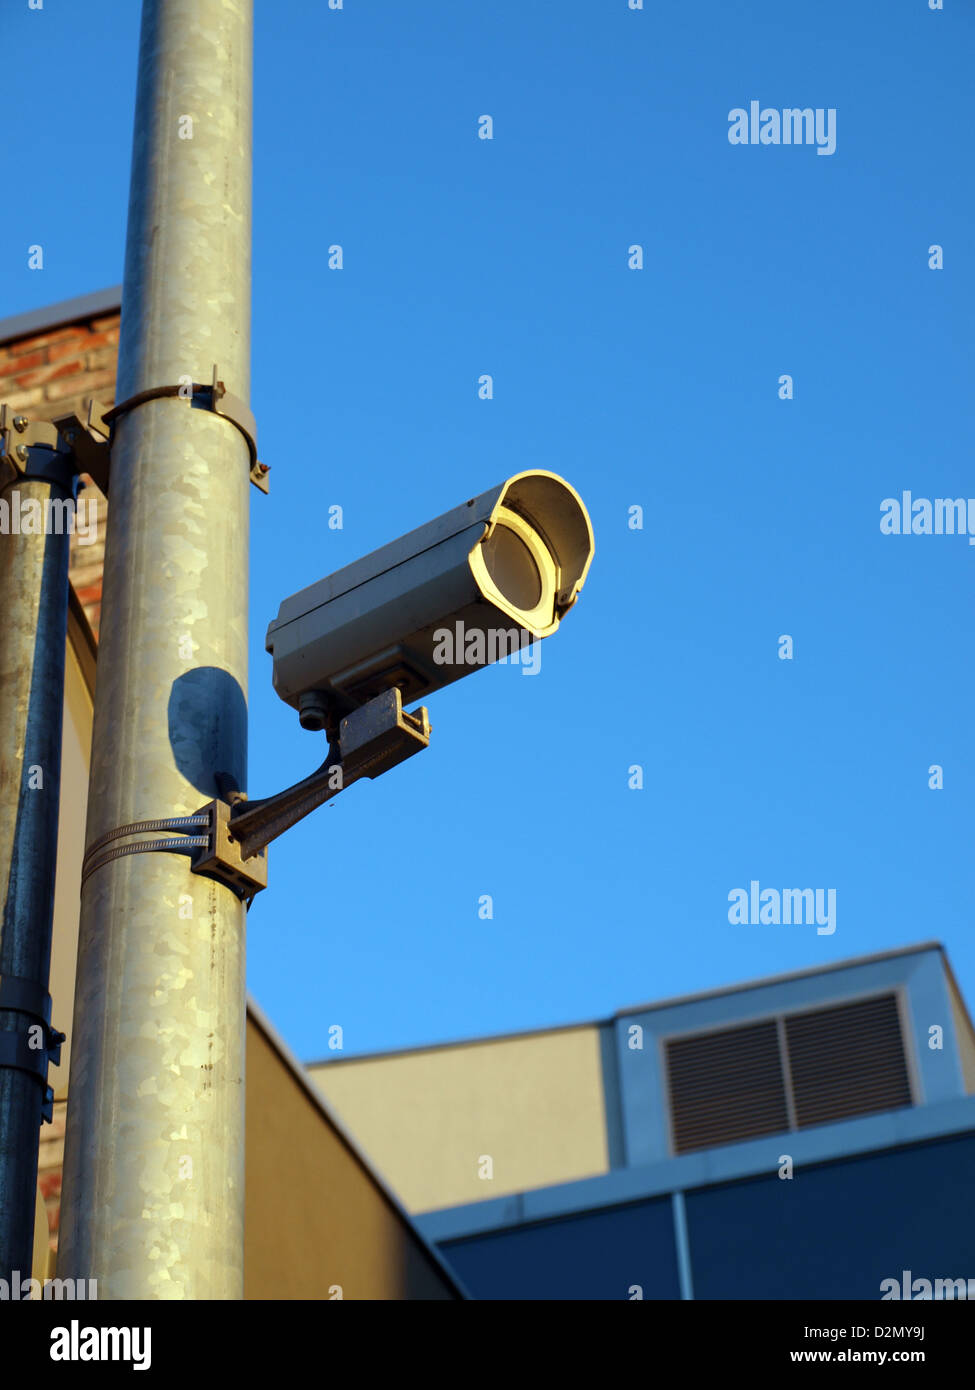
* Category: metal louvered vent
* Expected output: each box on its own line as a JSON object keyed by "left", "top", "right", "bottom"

{"left": 786, "top": 994, "right": 912, "bottom": 1129}
{"left": 666, "top": 993, "right": 913, "bottom": 1155}
{"left": 666, "top": 1020, "right": 789, "bottom": 1154}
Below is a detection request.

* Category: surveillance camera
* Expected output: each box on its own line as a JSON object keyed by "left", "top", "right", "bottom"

{"left": 265, "top": 469, "right": 594, "bottom": 730}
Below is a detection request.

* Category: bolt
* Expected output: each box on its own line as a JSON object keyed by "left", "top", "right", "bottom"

{"left": 12, "top": 415, "right": 28, "bottom": 432}
{"left": 15, "top": 445, "right": 29, "bottom": 464}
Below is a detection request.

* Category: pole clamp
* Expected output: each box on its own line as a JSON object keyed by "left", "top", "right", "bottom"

{"left": 2, "top": 363, "right": 270, "bottom": 500}
{"left": 0, "top": 973, "right": 65, "bottom": 1125}
{"left": 100, "top": 364, "right": 270, "bottom": 494}
{"left": 81, "top": 805, "right": 267, "bottom": 906}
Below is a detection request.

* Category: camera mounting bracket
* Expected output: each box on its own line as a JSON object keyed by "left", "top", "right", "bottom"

{"left": 80, "top": 689, "right": 431, "bottom": 908}
{"left": 214, "top": 688, "right": 431, "bottom": 871}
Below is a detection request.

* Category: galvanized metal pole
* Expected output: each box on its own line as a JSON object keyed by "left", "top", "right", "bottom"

{"left": 58, "top": 0, "right": 253, "bottom": 1299}
{"left": 0, "top": 465, "right": 73, "bottom": 1282}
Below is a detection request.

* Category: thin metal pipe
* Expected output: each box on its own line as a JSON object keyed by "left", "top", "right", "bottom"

{"left": 58, "top": 0, "right": 253, "bottom": 1299}
{"left": 0, "top": 470, "right": 73, "bottom": 1281}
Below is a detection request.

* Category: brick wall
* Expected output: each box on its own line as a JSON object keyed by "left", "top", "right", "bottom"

{"left": 0, "top": 311, "right": 119, "bottom": 638}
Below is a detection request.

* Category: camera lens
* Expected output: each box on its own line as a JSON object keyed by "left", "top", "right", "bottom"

{"left": 480, "top": 523, "right": 542, "bottom": 611}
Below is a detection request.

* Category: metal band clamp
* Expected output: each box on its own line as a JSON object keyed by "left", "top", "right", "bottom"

{"left": 81, "top": 805, "right": 267, "bottom": 905}
{"left": 101, "top": 364, "right": 269, "bottom": 493}
{"left": 0, "top": 973, "right": 65, "bottom": 1124}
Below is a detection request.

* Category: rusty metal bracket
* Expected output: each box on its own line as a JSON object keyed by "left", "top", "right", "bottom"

{"left": 99, "top": 364, "right": 269, "bottom": 494}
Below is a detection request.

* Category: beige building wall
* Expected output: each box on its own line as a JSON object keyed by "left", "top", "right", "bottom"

{"left": 946, "top": 968, "right": 975, "bottom": 1095}
{"left": 50, "top": 630, "right": 92, "bottom": 1100}
{"left": 308, "top": 1025, "right": 611, "bottom": 1213}
{"left": 34, "top": 626, "right": 94, "bottom": 1272}
{"left": 245, "top": 1011, "right": 457, "bottom": 1299}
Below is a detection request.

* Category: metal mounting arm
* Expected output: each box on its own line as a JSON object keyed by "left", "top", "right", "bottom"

{"left": 80, "top": 690, "right": 431, "bottom": 907}
{"left": 223, "top": 688, "right": 431, "bottom": 861}
{"left": 190, "top": 688, "right": 431, "bottom": 898}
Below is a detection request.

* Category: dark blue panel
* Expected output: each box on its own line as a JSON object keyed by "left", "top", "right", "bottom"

{"left": 686, "top": 1133, "right": 975, "bottom": 1300}
{"left": 439, "top": 1197, "right": 680, "bottom": 1301}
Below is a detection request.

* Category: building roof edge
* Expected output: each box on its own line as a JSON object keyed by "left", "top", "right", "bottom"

{"left": 0, "top": 286, "right": 122, "bottom": 348}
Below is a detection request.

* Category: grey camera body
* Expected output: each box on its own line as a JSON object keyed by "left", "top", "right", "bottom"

{"left": 265, "top": 470, "right": 594, "bottom": 730}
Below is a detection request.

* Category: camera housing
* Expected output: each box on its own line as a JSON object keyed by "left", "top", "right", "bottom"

{"left": 265, "top": 470, "right": 594, "bottom": 730}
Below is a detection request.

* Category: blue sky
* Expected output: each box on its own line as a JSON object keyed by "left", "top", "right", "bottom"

{"left": 2, "top": 0, "right": 972, "bottom": 1063}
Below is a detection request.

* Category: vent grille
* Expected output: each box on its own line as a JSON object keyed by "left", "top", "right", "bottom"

{"left": 785, "top": 994, "right": 912, "bottom": 1128}
{"left": 666, "top": 993, "right": 912, "bottom": 1155}
{"left": 666, "top": 1020, "right": 789, "bottom": 1154}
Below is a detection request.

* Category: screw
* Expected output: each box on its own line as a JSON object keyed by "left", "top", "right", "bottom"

{"left": 12, "top": 415, "right": 28, "bottom": 432}
{"left": 15, "top": 445, "right": 29, "bottom": 463}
